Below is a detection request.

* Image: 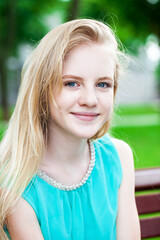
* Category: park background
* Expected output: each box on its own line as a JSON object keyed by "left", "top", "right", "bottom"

{"left": 0, "top": 0, "right": 159, "bottom": 169}
{"left": 0, "top": 1, "right": 160, "bottom": 239}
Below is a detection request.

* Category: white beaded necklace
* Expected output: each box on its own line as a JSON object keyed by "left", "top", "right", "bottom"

{"left": 37, "top": 140, "right": 95, "bottom": 191}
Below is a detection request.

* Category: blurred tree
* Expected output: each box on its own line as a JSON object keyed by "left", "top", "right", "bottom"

{"left": 67, "top": 0, "right": 160, "bottom": 51}
{"left": 67, "top": 0, "right": 81, "bottom": 20}
{"left": 0, "top": 0, "right": 58, "bottom": 120}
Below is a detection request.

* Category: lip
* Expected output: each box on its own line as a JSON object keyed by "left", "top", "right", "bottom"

{"left": 70, "top": 112, "right": 99, "bottom": 121}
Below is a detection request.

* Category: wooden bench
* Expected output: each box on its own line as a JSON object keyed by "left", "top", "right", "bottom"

{"left": 135, "top": 167, "right": 160, "bottom": 239}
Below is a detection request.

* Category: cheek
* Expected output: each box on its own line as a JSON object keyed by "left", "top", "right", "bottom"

{"left": 100, "top": 92, "right": 114, "bottom": 110}
{"left": 55, "top": 91, "right": 77, "bottom": 110}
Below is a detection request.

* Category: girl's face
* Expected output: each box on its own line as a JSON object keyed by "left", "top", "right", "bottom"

{"left": 49, "top": 43, "right": 115, "bottom": 139}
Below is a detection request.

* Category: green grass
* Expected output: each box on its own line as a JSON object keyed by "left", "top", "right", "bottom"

{"left": 108, "top": 103, "right": 160, "bottom": 169}
{"left": 143, "top": 237, "right": 160, "bottom": 240}
{"left": 0, "top": 106, "right": 14, "bottom": 121}
{"left": 0, "top": 122, "right": 7, "bottom": 141}
{"left": 114, "top": 103, "right": 160, "bottom": 116}
{"left": 110, "top": 124, "right": 160, "bottom": 169}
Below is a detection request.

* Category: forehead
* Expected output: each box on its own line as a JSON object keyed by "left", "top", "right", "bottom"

{"left": 63, "top": 43, "right": 116, "bottom": 79}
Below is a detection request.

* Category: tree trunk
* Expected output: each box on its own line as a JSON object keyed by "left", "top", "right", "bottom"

{"left": 0, "top": 58, "right": 9, "bottom": 120}
{"left": 0, "top": 0, "right": 17, "bottom": 121}
{"left": 67, "top": 0, "right": 81, "bottom": 21}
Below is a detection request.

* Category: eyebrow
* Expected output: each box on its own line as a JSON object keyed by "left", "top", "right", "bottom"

{"left": 62, "top": 75, "right": 113, "bottom": 81}
{"left": 63, "top": 75, "right": 83, "bottom": 80}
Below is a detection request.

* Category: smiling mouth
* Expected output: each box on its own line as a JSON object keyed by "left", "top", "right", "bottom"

{"left": 71, "top": 112, "right": 99, "bottom": 121}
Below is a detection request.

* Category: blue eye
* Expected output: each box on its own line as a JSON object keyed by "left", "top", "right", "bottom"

{"left": 64, "top": 82, "right": 78, "bottom": 87}
{"left": 97, "top": 82, "right": 110, "bottom": 88}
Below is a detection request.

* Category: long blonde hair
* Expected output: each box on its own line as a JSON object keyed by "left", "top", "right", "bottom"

{"left": 0, "top": 19, "right": 120, "bottom": 239}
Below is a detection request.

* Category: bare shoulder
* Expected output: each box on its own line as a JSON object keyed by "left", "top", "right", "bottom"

{"left": 6, "top": 197, "right": 44, "bottom": 240}
{"left": 111, "top": 137, "right": 134, "bottom": 171}
{"left": 111, "top": 139, "right": 141, "bottom": 239}
{"left": 110, "top": 136, "right": 136, "bottom": 197}
{"left": 111, "top": 137, "right": 133, "bottom": 157}
{"left": 110, "top": 136, "right": 135, "bottom": 188}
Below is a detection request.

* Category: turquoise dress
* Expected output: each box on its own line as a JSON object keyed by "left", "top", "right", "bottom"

{"left": 10, "top": 134, "right": 122, "bottom": 240}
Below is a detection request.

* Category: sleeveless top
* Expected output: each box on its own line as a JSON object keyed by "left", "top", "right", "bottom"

{"left": 6, "top": 134, "right": 123, "bottom": 240}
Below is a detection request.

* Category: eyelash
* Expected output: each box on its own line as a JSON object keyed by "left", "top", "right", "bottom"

{"left": 64, "top": 81, "right": 79, "bottom": 87}
{"left": 96, "top": 82, "right": 112, "bottom": 88}
{"left": 63, "top": 81, "right": 112, "bottom": 89}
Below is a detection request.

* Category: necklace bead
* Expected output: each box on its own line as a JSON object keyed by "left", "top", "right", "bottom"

{"left": 37, "top": 140, "right": 95, "bottom": 191}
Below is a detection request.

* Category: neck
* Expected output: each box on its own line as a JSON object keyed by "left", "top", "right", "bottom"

{"left": 41, "top": 125, "right": 90, "bottom": 168}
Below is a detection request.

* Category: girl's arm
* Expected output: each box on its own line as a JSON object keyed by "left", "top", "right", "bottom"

{"left": 112, "top": 138, "right": 141, "bottom": 240}
{"left": 6, "top": 197, "right": 44, "bottom": 240}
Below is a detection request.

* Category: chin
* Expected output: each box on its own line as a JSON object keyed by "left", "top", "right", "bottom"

{"left": 74, "top": 130, "right": 99, "bottom": 140}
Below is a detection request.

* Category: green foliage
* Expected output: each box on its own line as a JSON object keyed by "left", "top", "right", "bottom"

{"left": 0, "top": 0, "right": 65, "bottom": 120}
{"left": 77, "top": 0, "right": 160, "bottom": 52}
{"left": 0, "top": 0, "right": 60, "bottom": 57}
{"left": 0, "top": 0, "right": 159, "bottom": 57}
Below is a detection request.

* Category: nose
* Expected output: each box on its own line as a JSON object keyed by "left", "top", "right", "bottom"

{"left": 78, "top": 86, "right": 98, "bottom": 107}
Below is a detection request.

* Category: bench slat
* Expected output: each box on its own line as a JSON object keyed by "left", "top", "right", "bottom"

{"left": 136, "top": 193, "right": 160, "bottom": 214}
{"left": 140, "top": 217, "right": 160, "bottom": 238}
{"left": 135, "top": 168, "right": 160, "bottom": 238}
{"left": 135, "top": 168, "right": 160, "bottom": 191}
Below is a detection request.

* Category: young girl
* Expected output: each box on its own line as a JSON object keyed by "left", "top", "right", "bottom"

{"left": 0, "top": 19, "right": 140, "bottom": 239}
